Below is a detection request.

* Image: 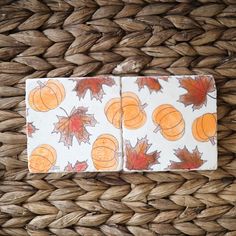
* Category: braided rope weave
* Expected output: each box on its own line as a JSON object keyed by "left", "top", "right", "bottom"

{"left": 0, "top": 0, "right": 236, "bottom": 235}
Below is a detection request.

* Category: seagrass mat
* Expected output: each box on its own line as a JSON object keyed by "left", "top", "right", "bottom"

{"left": 0, "top": 0, "right": 236, "bottom": 235}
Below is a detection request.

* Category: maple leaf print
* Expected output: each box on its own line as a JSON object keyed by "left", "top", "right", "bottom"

{"left": 178, "top": 75, "right": 216, "bottom": 110}
{"left": 168, "top": 146, "right": 205, "bottom": 170}
{"left": 53, "top": 107, "right": 97, "bottom": 148}
{"left": 158, "top": 76, "right": 169, "bottom": 81}
{"left": 64, "top": 162, "right": 73, "bottom": 172}
{"left": 73, "top": 76, "right": 115, "bottom": 101}
{"left": 64, "top": 160, "right": 88, "bottom": 172}
{"left": 125, "top": 137, "right": 160, "bottom": 170}
{"left": 27, "top": 122, "right": 38, "bottom": 137}
{"left": 136, "top": 77, "right": 162, "bottom": 93}
{"left": 74, "top": 160, "right": 88, "bottom": 172}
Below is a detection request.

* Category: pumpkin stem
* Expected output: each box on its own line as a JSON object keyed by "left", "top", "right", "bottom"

{"left": 154, "top": 125, "right": 161, "bottom": 133}
{"left": 141, "top": 103, "right": 148, "bottom": 110}
{"left": 209, "top": 137, "right": 215, "bottom": 145}
{"left": 37, "top": 81, "right": 45, "bottom": 88}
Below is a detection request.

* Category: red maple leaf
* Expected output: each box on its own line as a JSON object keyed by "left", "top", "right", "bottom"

{"left": 74, "top": 76, "right": 115, "bottom": 101}
{"left": 74, "top": 160, "right": 88, "bottom": 172}
{"left": 168, "top": 146, "right": 205, "bottom": 170}
{"left": 64, "top": 160, "right": 88, "bottom": 172}
{"left": 53, "top": 107, "right": 97, "bottom": 148}
{"left": 178, "top": 75, "right": 216, "bottom": 110}
{"left": 64, "top": 162, "right": 73, "bottom": 172}
{"left": 125, "top": 137, "right": 160, "bottom": 170}
{"left": 136, "top": 77, "right": 162, "bottom": 93}
{"left": 158, "top": 76, "right": 169, "bottom": 81}
{"left": 27, "top": 122, "right": 38, "bottom": 137}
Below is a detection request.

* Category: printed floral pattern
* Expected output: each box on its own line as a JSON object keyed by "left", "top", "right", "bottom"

{"left": 26, "top": 75, "right": 217, "bottom": 173}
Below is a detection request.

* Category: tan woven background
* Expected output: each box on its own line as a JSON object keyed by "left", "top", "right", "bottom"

{"left": 0, "top": 0, "right": 236, "bottom": 235}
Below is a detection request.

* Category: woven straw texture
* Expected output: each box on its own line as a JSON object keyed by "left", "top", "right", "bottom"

{"left": 0, "top": 0, "right": 236, "bottom": 235}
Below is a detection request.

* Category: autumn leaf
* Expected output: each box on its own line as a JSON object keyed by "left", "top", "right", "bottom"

{"left": 27, "top": 122, "right": 38, "bottom": 137}
{"left": 74, "top": 160, "right": 88, "bottom": 171}
{"left": 64, "top": 162, "right": 73, "bottom": 172}
{"left": 168, "top": 146, "right": 205, "bottom": 170}
{"left": 158, "top": 76, "right": 169, "bottom": 81}
{"left": 125, "top": 137, "right": 160, "bottom": 170}
{"left": 64, "top": 160, "right": 88, "bottom": 172}
{"left": 178, "top": 75, "right": 216, "bottom": 110}
{"left": 53, "top": 107, "right": 97, "bottom": 148}
{"left": 136, "top": 77, "right": 162, "bottom": 93}
{"left": 74, "top": 76, "right": 115, "bottom": 101}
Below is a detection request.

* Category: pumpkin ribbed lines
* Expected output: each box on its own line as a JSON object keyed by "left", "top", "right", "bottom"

{"left": 162, "top": 117, "right": 183, "bottom": 131}
{"left": 39, "top": 87, "right": 55, "bottom": 110}
{"left": 159, "top": 110, "right": 181, "bottom": 129}
{"left": 48, "top": 80, "right": 64, "bottom": 102}
{"left": 122, "top": 104, "right": 142, "bottom": 121}
{"left": 94, "top": 137, "right": 117, "bottom": 148}
{"left": 30, "top": 89, "right": 40, "bottom": 111}
{"left": 93, "top": 145, "right": 116, "bottom": 152}
{"left": 200, "top": 115, "right": 209, "bottom": 140}
{"left": 30, "top": 154, "right": 54, "bottom": 165}
{"left": 162, "top": 127, "right": 185, "bottom": 138}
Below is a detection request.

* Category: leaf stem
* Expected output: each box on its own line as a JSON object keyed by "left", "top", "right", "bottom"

{"left": 60, "top": 107, "right": 69, "bottom": 117}
{"left": 207, "top": 94, "right": 216, "bottom": 99}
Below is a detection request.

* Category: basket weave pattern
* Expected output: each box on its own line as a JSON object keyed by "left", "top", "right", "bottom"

{"left": 0, "top": 0, "right": 236, "bottom": 235}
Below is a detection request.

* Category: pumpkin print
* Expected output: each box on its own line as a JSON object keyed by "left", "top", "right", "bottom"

{"left": 122, "top": 92, "right": 147, "bottom": 129}
{"left": 29, "top": 144, "right": 57, "bottom": 173}
{"left": 105, "top": 92, "right": 146, "bottom": 130}
{"left": 92, "top": 134, "right": 119, "bottom": 170}
{"left": 152, "top": 104, "right": 185, "bottom": 141}
{"left": 192, "top": 113, "right": 217, "bottom": 145}
{"left": 29, "top": 79, "right": 65, "bottom": 112}
{"left": 104, "top": 97, "right": 121, "bottom": 129}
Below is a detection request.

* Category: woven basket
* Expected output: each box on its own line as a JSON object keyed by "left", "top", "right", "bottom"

{"left": 0, "top": 0, "right": 236, "bottom": 235}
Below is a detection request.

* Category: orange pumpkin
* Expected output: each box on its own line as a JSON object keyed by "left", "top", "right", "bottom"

{"left": 104, "top": 98, "right": 122, "bottom": 129}
{"left": 92, "top": 134, "right": 119, "bottom": 171}
{"left": 29, "top": 144, "right": 57, "bottom": 173}
{"left": 122, "top": 92, "right": 147, "bottom": 129}
{"left": 192, "top": 113, "right": 217, "bottom": 145}
{"left": 29, "top": 79, "right": 65, "bottom": 112}
{"left": 105, "top": 92, "right": 146, "bottom": 130}
{"left": 152, "top": 104, "right": 185, "bottom": 141}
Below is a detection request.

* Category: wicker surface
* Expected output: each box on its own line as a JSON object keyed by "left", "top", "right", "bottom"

{"left": 0, "top": 0, "right": 236, "bottom": 235}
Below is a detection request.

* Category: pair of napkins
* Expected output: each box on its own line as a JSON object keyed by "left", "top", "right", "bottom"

{"left": 26, "top": 75, "right": 217, "bottom": 173}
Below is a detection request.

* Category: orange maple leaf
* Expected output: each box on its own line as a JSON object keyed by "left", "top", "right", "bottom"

{"left": 168, "top": 146, "right": 205, "bottom": 170}
{"left": 136, "top": 77, "right": 162, "bottom": 93}
{"left": 53, "top": 107, "right": 97, "bottom": 148}
{"left": 64, "top": 160, "right": 88, "bottom": 172}
{"left": 27, "top": 122, "right": 38, "bottom": 137}
{"left": 74, "top": 76, "right": 115, "bottom": 101}
{"left": 125, "top": 137, "right": 160, "bottom": 170}
{"left": 178, "top": 75, "right": 216, "bottom": 110}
